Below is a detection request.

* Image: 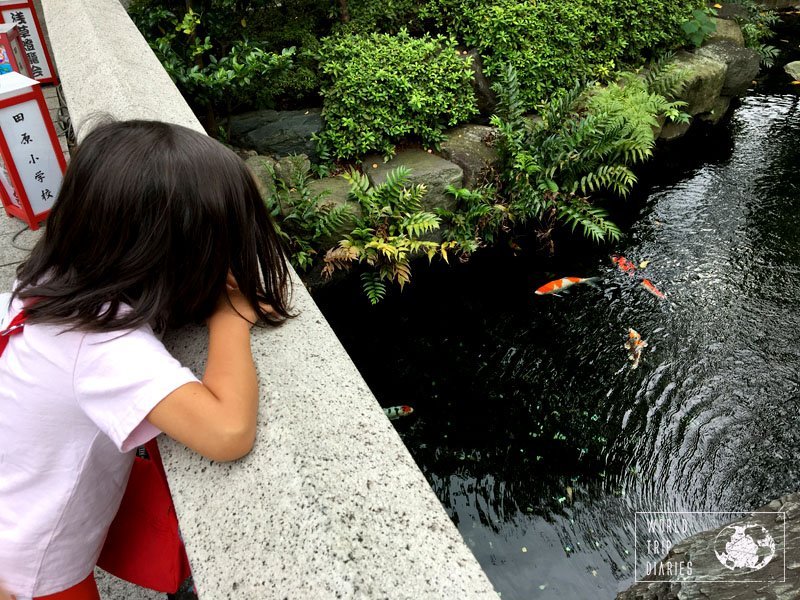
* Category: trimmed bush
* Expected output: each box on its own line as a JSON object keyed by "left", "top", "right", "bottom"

{"left": 423, "top": 0, "right": 705, "bottom": 108}
{"left": 317, "top": 30, "right": 478, "bottom": 159}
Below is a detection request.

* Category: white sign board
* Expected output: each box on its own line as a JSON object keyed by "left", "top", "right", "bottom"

{"left": 1, "top": 7, "right": 51, "bottom": 81}
{"left": 0, "top": 98, "right": 60, "bottom": 213}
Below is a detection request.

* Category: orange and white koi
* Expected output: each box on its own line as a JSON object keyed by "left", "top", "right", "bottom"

{"left": 534, "top": 276, "right": 600, "bottom": 295}
{"left": 384, "top": 405, "right": 414, "bottom": 420}
{"left": 624, "top": 328, "right": 648, "bottom": 370}
{"left": 640, "top": 278, "right": 666, "bottom": 299}
{"left": 611, "top": 255, "right": 637, "bottom": 275}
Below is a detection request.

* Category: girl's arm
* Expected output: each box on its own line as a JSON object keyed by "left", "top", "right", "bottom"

{"left": 146, "top": 279, "right": 262, "bottom": 462}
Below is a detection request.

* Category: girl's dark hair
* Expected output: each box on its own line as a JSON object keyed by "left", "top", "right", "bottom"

{"left": 13, "top": 119, "right": 292, "bottom": 332}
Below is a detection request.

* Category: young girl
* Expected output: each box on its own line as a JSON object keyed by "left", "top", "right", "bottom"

{"left": 0, "top": 120, "right": 291, "bottom": 599}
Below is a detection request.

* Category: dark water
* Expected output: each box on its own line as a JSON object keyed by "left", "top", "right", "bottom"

{"left": 313, "top": 82, "right": 800, "bottom": 597}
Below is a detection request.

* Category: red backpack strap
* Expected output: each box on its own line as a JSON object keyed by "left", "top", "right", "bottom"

{"left": 0, "top": 310, "right": 27, "bottom": 357}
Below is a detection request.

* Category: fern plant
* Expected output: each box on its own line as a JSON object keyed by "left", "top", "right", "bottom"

{"left": 263, "top": 159, "right": 354, "bottom": 271}
{"left": 490, "top": 62, "right": 688, "bottom": 244}
{"left": 436, "top": 185, "right": 513, "bottom": 257}
{"left": 322, "top": 166, "right": 456, "bottom": 304}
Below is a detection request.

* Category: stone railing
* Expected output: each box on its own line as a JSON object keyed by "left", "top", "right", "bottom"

{"left": 37, "top": 1, "right": 499, "bottom": 598}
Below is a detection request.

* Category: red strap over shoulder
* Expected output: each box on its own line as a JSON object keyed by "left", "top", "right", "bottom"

{"left": 0, "top": 310, "right": 27, "bottom": 357}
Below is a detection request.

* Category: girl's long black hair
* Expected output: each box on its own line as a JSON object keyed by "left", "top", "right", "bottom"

{"left": 13, "top": 119, "right": 292, "bottom": 332}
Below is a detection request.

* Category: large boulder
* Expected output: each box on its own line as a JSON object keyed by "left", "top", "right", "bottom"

{"left": 658, "top": 120, "right": 692, "bottom": 141}
{"left": 458, "top": 49, "right": 496, "bottom": 119}
{"left": 697, "top": 41, "right": 760, "bottom": 96}
{"left": 228, "top": 109, "right": 323, "bottom": 160}
{"left": 706, "top": 17, "right": 745, "bottom": 47}
{"left": 307, "top": 176, "right": 362, "bottom": 248}
{"left": 244, "top": 155, "right": 277, "bottom": 201}
{"left": 715, "top": 3, "right": 749, "bottom": 21}
{"left": 362, "top": 150, "right": 464, "bottom": 213}
{"left": 697, "top": 96, "right": 732, "bottom": 125}
{"left": 617, "top": 493, "right": 800, "bottom": 600}
{"left": 671, "top": 51, "right": 727, "bottom": 116}
{"left": 785, "top": 61, "right": 800, "bottom": 81}
{"left": 439, "top": 124, "right": 500, "bottom": 188}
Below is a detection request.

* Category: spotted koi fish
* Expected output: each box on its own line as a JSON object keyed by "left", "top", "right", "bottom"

{"left": 534, "top": 277, "right": 600, "bottom": 295}
{"left": 640, "top": 278, "right": 666, "bottom": 299}
{"left": 384, "top": 405, "right": 414, "bottom": 420}
{"left": 624, "top": 328, "right": 648, "bottom": 370}
{"left": 611, "top": 255, "right": 637, "bottom": 274}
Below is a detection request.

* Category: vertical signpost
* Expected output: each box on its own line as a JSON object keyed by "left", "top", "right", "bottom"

{"left": 0, "top": 71, "right": 65, "bottom": 229}
{"left": 0, "top": 1, "right": 56, "bottom": 84}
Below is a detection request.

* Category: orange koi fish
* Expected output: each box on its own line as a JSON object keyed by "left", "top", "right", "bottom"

{"left": 640, "top": 279, "right": 666, "bottom": 299}
{"left": 611, "top": 255, "right": 637, "bottom": 274}
{"left": 384, "top": 405, "right": 414, "bottom": 420}
{"left": 534, "top": 276, "right": 600, "bottom": 295}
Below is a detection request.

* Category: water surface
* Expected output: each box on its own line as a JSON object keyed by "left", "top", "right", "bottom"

{"left": 314, "top": 88, "right": 800, "bottom": 598}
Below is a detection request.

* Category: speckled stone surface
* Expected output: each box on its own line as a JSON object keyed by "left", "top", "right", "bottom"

{"left": 37, "top": 2, "right": 500, "bottom": 598}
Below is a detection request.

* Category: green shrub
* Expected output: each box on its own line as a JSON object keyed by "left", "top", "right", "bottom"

{"left": 680, "top": 7, "right": 718, "bottom": 48}
{"left": 129, "top": 1, "right": 294, "bottom": 130}
{"left": 316, "top": 30, "right": 478, "bottom": 159}
{"left": 491, "top": 63, "right": 688, "bottom": 244}
{"left": 422, "top": 0, "right": 705, "bottom": 108}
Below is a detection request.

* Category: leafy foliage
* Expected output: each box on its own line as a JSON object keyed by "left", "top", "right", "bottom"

{"left": 316, "top": 30, "right": 478, "bottom": 159}
{"left": 422, "top": 0, "right": 704, "bottom": 108}
{"left": 436, "top": 186, "right": 513, "bottom": 257}
{"left": 323, "top": 167, "right": 456, "bottom": 303}
{"left": 491, "top": 63, "right": 688, "bottom": 244}
{"left": 680, "top": 7, "right": 718, "bottom": 48}
{"left": 727, "top": 0, "right": 780, "bottom": 66}
{"left": 129, "top": 1, "right": 295, "bottom": 127}
{"left": 262, "top": 159, "right": 354, "bottom": 271}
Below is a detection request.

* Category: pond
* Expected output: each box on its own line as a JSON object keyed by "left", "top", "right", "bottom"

{"left": 313, "top": 69, "right": 800, "bottom": 598}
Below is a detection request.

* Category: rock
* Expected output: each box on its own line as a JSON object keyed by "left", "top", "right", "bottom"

{"left": 697, "top": 96, "right": 732, "bottom": 125}
{"left": 274, "top": 155, "right": 312, "bottom": 188}
{"left": 458, "top": 49, "right": 496, "bottom": 119}
{"left": 228, "top": 108, "right": 323, "bottom": 160}
{"left": 307, "top": 176, "right": 361, "bottom": 248}
{"left": 362, "top": 149, "right": 464, "bottom": 213}
{"left": 617, "top": 493, "right": 800, "bottom": 600}
{"left": 439, "top": 125, "right": 500, "bottom": 188}
{"left": 671, "top": 51, "right": 727, "bottom": 116}
{"left": 715, "top": 3, "right": 750, "bottom": 21}
{"left": 697, "top": 41, "right": 760, "bottom": 96}
{"left": 785, "top": 61, "right": 800, "bottom": 81}
{"left": 658, "top": 120, "right": 692, "bottom": 141}
{"left": 706, "top": 17, "right": 745, "bottom": 47}
{"left": 244, "top": 155, "right": 277, "bottom": 201}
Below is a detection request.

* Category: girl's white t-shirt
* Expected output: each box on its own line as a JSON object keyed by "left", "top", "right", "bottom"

{"left": 0, "top": 295, "right": 199, "bottom": 597}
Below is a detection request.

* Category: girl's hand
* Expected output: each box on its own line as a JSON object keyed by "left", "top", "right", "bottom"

{"left": 211, "top": 273, "right": 274, "bottom": 327}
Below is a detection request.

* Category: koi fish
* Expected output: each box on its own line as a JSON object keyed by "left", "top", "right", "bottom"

{"left": 384, "top": 405, "right": 414, "bottom": 420}
{"left": 624, "top": 328, "right": 648, "bottom": 370}
{"left": 640, "top": 278, "right": 666, "bottom": 299}
{"left": 534, "top": 277, "right": 600, "bottom": 295}
{"left": 611, "top": 255, "right": 637, "bottom": 274}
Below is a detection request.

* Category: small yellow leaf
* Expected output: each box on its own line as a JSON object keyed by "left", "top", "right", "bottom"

{"left": 639, "top": 260, "right": 650, "bottom": 268}
{"left": 372, "top": 163, "right": 379, "bottom": 169}
{"left": 713, "top": 2, "right": 721, "bottom": 7}
{"left": 240, "top": 18, "right": 246, "bottom": 27}
{"left": 521, "top": 547, "right": 528, "bottom": 553}
{"left": 792, "top": 81, "right": 800, "bottom": 85}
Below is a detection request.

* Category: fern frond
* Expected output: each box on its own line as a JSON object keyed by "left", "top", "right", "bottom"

{"left": 361, "top": 271, "right": 387, "bottom": 304}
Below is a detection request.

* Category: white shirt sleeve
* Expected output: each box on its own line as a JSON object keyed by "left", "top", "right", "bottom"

{"left": 73, "top": 325, "right": 199, "bottom": 452}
